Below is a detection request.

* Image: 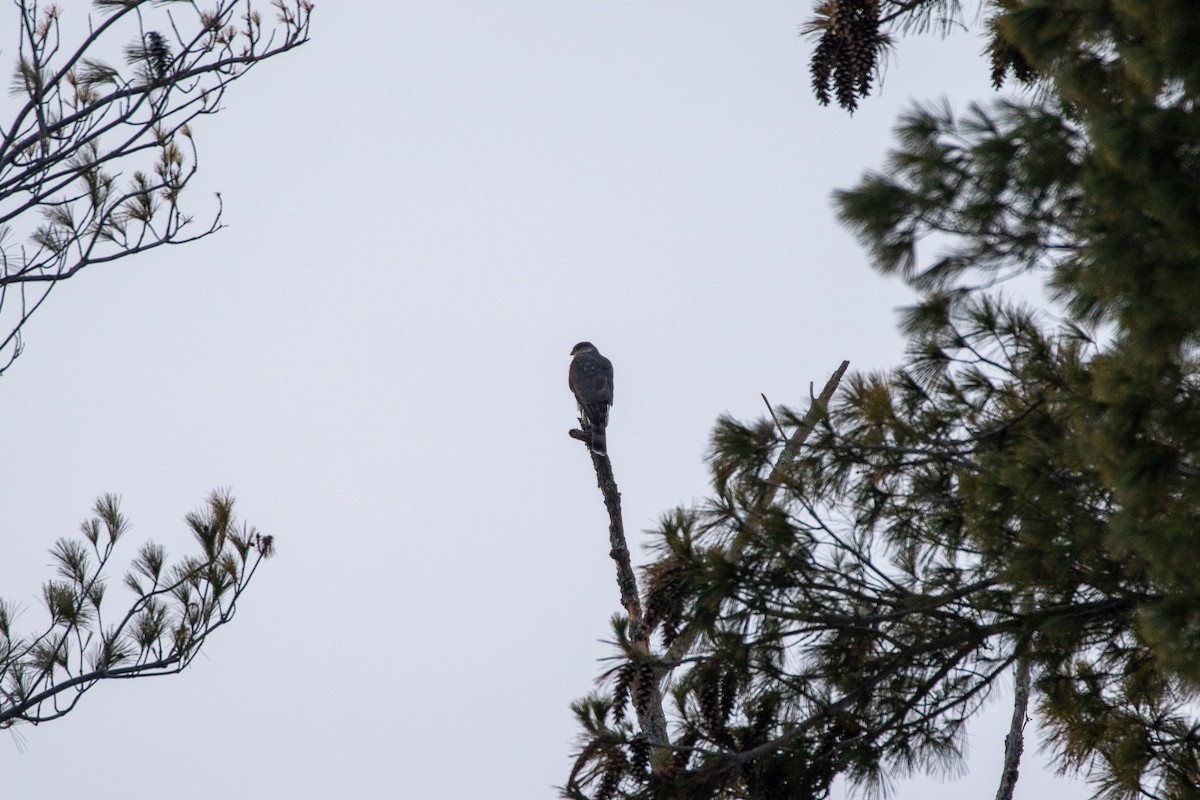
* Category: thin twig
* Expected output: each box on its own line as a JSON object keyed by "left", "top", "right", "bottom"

{"left": 757, "top": 360, "right": 850, "bottom": 516}
{"left": 762, "top": 393, "right": 787, "bottom": 440}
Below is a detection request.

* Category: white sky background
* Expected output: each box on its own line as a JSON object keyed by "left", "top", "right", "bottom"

{"left": 0, "top": 2, "right": 1094, "bottom": 798}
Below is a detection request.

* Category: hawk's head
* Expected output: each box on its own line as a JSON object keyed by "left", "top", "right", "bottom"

{"left": 571, "top": 341, "right": 597, "bottom": 356}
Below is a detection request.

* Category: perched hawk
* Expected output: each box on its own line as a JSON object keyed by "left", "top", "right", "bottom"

{"left": 569, "top": 341, "right": 614, "bottom": 456}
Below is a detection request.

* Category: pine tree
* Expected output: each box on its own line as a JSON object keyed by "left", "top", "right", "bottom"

{"left": 567, "top": 2, "right": 1200, "bottom": 798}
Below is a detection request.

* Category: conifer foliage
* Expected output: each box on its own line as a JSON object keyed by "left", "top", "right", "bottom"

{"left": 1, "top": 491, "right": 275, "bottom": 728}
{"left": 0, "top": 0, "right": 312, "bottom": 375}
{"left": 0, "top": 0, "right": 310, "bottom": 731}
{"left": 568, "top": 2, "right": 1200, "bottom": 798}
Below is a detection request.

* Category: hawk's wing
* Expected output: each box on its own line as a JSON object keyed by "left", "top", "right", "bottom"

{"left": 570, "top": 352, "right": 614, "bottom": 412}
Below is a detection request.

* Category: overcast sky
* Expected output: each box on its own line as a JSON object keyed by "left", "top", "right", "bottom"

{"left": 1, "top": 3, "right": 1092, "bottom": 798}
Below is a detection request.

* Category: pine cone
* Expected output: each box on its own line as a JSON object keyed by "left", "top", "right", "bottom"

{"left": 811, "top": 33, "right": 838, "bottom": 106}
{"left": 596, "top": 749, "right": 625, "bottom": 800}
{"left": 611, "top": 663, "right": 635, "bottom": 725}
{"left": 144, "top": 31, "right": 171, "bottom": 80}
{"left": 629, "top": 734, "right": 651, "bottom": 777}
{"left": 632, "top": 662, "right": 657, "bottom": 716}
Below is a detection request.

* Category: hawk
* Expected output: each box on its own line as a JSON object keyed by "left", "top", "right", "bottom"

{"left": 569, "top": 341, "right": 614, "bottom": 456}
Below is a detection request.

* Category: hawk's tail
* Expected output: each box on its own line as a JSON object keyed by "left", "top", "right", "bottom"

{"left": 590, "top": 427, "right": 607, "bottom": 456}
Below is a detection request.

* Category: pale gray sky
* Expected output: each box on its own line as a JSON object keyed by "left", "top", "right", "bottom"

{"left": 1, "top": 3, "right": 1091, "bottom": 798}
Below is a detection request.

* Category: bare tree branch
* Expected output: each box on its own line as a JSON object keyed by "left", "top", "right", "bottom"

{"left": 995, "top": 598, "right": 1034, "bottom": 800}
{"left": 572, "top": 428, "right": 672, "bottom": 763}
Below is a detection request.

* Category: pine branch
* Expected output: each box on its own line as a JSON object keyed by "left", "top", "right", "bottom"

{"left": 757, "top": 360, "right": 850, "bottom": 515}
{"left": 661, "top": 360, "right": 850, "bottom": 668}
{"left": 0, "top": 0, "right": 314, "bottom": 376}
{"left": 0, "top": 491, "right": 273, "bottom": 728}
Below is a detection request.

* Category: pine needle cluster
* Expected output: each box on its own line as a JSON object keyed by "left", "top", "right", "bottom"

{"left": 0, "top": 490, "right": 273, "bottom": 728}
